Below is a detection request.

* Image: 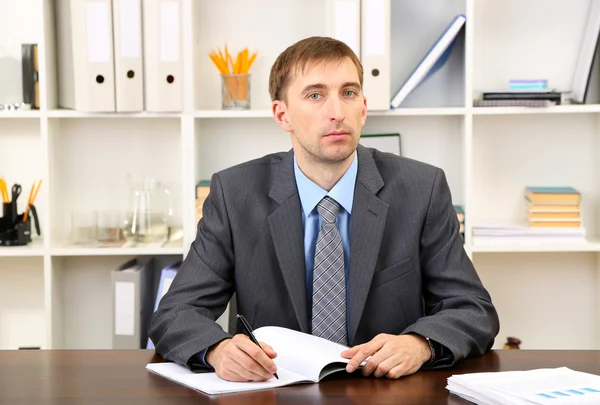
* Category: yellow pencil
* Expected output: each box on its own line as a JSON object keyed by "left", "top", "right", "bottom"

{"left": 210, "top": 45, "right": 258, "bottom": 75}
{"left": 0, "top": 178, "right": 8, "bottom": 203}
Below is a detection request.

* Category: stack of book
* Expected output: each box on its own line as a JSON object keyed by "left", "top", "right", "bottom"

{"left": 474, "top": 79, "right": 562, "bottom": 107}
{"left": 525, "top": 186, "right": 582, "bottom": 228}
{"left": 196, "top": 180, "right": 210, "bottom": 224}
{"left": 471, "top": 186, "right": 586, "bottom": 246}
{"left": 454, "top": 205, "right": 464, "bottom": 241}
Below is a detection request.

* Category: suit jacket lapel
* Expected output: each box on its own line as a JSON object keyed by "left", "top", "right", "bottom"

{"left": 268, "top": 150, "right": 309, "bottom": 333}
{"left": 348, "top": 145, "right": 388, "bottom": 344}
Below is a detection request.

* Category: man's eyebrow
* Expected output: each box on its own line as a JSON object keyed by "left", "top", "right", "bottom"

{"left": 300, "top": 82, "right": 361, "bottom": 94}
{"left": 341, "top": 81, "right": 361, "bottom": 89}
{"left": 301, "top": 83, "right": 327, "bottom": 94}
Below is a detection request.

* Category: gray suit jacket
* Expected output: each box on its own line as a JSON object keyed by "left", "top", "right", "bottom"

{"left": 148, "top": 145, "right": 499, "bottom": 369}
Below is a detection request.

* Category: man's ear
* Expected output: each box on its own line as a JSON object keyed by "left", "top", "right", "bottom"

{"left": 360, "top": 95, "right": 367, "bottom": 127}
{"left": 273, "top": 100, "right": 293, "bottom": 132}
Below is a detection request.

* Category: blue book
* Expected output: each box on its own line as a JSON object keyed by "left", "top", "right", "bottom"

{"left": 146, "top": 261, "right": 181, "bottom": 349}
{"left": 525, "top": 187, "right": 581, "bottom": 204}
{"left": 525, "top": 186, "right": 579, "bottom": 194}
{"left": 390, "top": 14, "right": 466, "bottom": 108}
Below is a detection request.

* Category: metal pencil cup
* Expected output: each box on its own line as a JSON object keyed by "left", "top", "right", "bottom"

{"left": 221, "top": 74, "right": 250, "bottom": 110}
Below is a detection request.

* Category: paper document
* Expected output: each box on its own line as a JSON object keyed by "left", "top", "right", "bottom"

{"left": 146, "top": 326, "right": 356, "bottom": 395}
{"left": 447, "top": 367, "right": 600, "bottom": 404}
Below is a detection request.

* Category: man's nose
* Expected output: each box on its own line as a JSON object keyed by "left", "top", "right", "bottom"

{"left": 327, "top": 95, "right": 345, "bottom": 122}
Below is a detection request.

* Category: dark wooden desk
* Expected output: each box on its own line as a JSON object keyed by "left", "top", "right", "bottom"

{"left": 1, "top": 349, "right": 599, "bottom": 404}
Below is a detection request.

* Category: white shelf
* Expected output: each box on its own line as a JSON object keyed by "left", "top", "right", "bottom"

{"left": 193, "top": 109, "right": 273, "bottom": 119}
{"left": 370, "top": 107, "right": 466, "bottom": 116}
{"left": 194, "top": 107, "right": 468, "bottom": 119}
{"left": 470, "top": 241, "right": 600, "bottom": 253}
{"left": 472, "top": 104, "right": 600, "bottom": 116}
{"left": 0, "top": 239, "right": 45, "bottom": 257}
{"left": 49, "top": 244, "right": 184, "bottom": 257}
{"left": 46, "top": 109, "right": 181, "bottom": 119}
{"left": 0, "top": 111, "right": 42, "bottom": 119}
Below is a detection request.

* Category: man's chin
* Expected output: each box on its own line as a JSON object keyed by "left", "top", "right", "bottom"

{"left": 319, "top": 147, "right": 356, "bottom": 164}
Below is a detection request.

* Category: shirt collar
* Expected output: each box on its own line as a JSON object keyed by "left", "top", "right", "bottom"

{"left": 294, "top": 151, "right": 358, "bottom": 217}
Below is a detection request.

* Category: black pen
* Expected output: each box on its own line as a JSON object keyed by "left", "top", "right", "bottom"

{"left": 236, "top": 314, "right": 279, "bottom": 379}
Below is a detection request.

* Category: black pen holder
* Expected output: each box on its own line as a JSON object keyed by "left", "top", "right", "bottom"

{"left": 2, "top": 202, "right": 17, "bottom": 227}
{"left": 0, "top": 203, "right": 39, "bottom": 246}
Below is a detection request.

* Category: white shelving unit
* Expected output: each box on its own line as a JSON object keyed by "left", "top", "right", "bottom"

{"left": 1, "top": 0, "right": 599, "bottom": 352}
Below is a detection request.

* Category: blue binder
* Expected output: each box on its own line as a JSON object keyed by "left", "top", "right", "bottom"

{"left": 146, "top": 260, "right": 181, "bottom": 349}
{"left": 390, "top": 14, "right": 466, "bottom": 108}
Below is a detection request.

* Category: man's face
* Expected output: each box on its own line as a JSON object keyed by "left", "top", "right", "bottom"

{"left": 275, "top": 57, "right": 367, "bottom": 165}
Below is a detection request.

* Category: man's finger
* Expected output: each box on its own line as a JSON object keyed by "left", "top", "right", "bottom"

{"left": 218, "top": 367, "right": 251, "bottom": 382}
{"left": 341, "top": 343, "right": 363, "bottom": 358}
{"left": 385, "top": 362, "right": 411, "bottom": 380}
{"left": 259, "top": 341, "right": 278, "bottom": 359}
{"left": 346, "top": 340, "right": 385, "bottom": 373}
{"left": 228, "top": 355, "right": 274, "bottom": 381}
{"left": 372, "top": 353, "right": 403, "bottom": 378}
{"left": 236, "top": 339, "right": 278, "bottom": 376}
{"left": 361, "top": 345, "right": 398, "bottom": 377}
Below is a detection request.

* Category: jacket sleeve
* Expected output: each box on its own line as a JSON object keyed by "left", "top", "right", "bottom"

{"left": 147, "top": 172, "right": 235, "bottom": 369}
{"left": 402, "top": 168, "right": 500, "bottom": 367}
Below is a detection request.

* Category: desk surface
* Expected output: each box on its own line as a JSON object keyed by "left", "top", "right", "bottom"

{"left": 1, "top": 349, "right": 599, "bottom": 404}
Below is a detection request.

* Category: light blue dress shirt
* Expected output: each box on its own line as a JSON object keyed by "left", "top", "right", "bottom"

{"left": 293, "top": 151, "right": 358, "bottom": 335}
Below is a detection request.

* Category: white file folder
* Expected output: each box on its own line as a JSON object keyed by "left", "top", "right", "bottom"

{"left": 55, "top": 0, "right": 116, "bottom": 111}
{"left": 142, "top": 0, "right": 183, "bottom": 112}
{"left": 111, "top": 257, "right": 156, "bottom": 349}
{"left": 325, "top": 0, "right": 361, "bottom": 58}
{"left": 112, "top": 0, "right": 144, "bottom": 111}
{"left": 361, "top": 0, "right": 391, "bottom": 111}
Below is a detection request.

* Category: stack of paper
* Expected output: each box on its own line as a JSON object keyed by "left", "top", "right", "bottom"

{"left": 472, "top": 219, "right": 586, "bottom": 245}
{"left": 447, "top": 367, "right": 600, "bottom": 404}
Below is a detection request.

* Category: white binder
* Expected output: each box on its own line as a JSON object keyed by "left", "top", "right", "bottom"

{"left": 111, "top": 257, "right": 156, "bottom": 349}
{"left": 361, "top": 0, "right": 391, "bottom": 111}
{"left": 325, "top": 0, "right": 361, "bottom": 58}
{"left": 142, "top": 0, "right": 183, "bottom": 112}
{"left": 112, "top": 0, "right": 144, "bottom": 111}
{"left": 55, "top": 0, "right": 116, "bottom": 112}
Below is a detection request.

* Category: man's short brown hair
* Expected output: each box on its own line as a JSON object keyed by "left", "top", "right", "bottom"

{"left": 268, "top": 36, "right": 363, "bottom": 102}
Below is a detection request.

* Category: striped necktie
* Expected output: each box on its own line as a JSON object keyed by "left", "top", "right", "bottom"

{"left": 311, "top": 196, "right": 347, "bottom": 344}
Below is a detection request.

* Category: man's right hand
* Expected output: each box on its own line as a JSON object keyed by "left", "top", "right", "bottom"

{"left": 205, "top": 334, "right": 278, "bottom": 382}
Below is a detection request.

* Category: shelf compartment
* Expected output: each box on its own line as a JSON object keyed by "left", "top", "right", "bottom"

{"left": 47, "top": 118, "right": 183, "bottom": 247}
{"left": 49, "top": 255, "right": 181, "bottom": 349}
{"left": 0, "top": 257, "right": 45, "bottom": 349}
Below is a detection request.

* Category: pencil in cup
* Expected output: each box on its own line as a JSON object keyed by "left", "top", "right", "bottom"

{"left": 221, "top": 74, "right": 250, "bottom": 109}
{"left": 23, "top": 179, "right": 42, "bottom": 222}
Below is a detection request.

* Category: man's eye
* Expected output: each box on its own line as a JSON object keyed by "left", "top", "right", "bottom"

{"left": 309, "top": 93, "right": 321, "bottom": 100}
{"left": 344, "top": 90, "right": 356, "bottom": 97}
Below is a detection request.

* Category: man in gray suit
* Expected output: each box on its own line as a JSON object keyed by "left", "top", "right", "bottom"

{"left": 148, "top": 36, "right": 499, "bottom": 382}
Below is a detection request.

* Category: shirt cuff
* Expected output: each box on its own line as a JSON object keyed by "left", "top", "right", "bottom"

{"left": 187, "top": 349, "right": 214, "bottom": 372}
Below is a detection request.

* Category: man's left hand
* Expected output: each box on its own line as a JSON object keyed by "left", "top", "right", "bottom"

{"left": 340, "top": 333, "right": 431, "bottom": 379}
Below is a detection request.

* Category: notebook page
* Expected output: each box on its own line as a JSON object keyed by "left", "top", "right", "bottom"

{"left": 146, "top": 362, "right": 310, "bottom": 395}
{"left": 254, "top": 326, "right": 350, "bottom": 381}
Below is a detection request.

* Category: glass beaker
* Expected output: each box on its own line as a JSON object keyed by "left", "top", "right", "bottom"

{"left": 122, "top": 175, "right": 172, "bottom": 244}
{"left": 221, "top": 74, "right": 250, "bottom": 110}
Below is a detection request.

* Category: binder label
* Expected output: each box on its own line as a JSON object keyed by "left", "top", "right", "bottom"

{"left": 334, "top": 0, "right": 359, "bottom": 57}
{"left": 115, "top": 281, "right": 135, "bottom": 336}
{"left": 159, "top": 1, "right": 180, "bottom": 63}
{"left": 86, "top": 1, "right": 112, "bottom": 63}
{"left": 119, "top": 0, "right": 142, "bottom": 58}
{"left": 363, "top": 0, "right": 386, "bottom": 56}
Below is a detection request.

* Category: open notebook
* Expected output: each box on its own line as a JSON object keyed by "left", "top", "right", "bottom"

{"left": 146, "top": 326, "right": 357, "bottom": 395}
